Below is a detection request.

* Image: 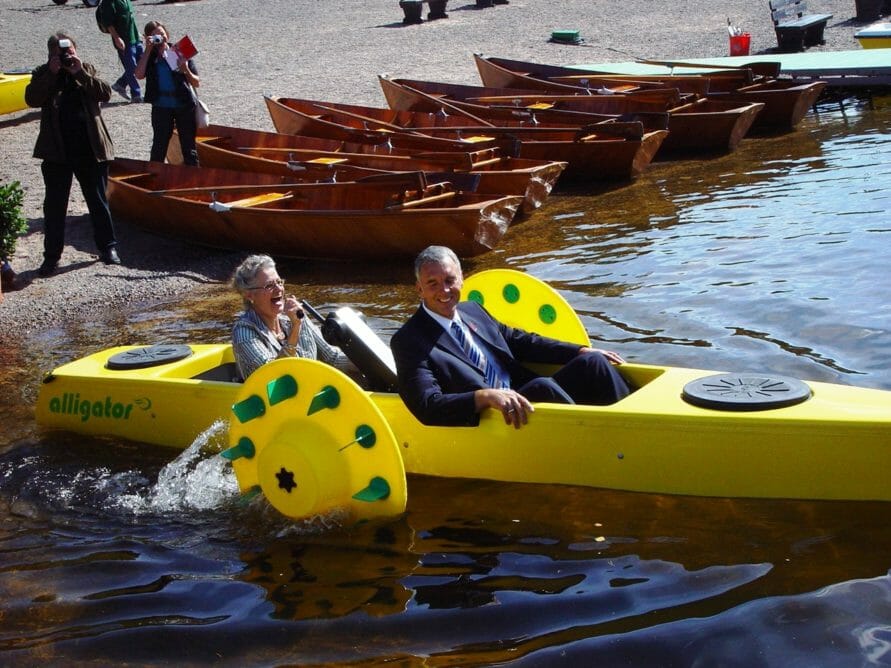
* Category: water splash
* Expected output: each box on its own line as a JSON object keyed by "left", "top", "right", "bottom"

{"left": 113, "top": 420, "right": 240, "bottom": 515}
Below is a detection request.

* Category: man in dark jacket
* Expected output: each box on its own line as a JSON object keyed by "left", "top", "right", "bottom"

{"left": 390, "top": 246, "right": 631, "bottom": 428}
{"left": 25, "top": 33, "right": 120, "bottom": 277}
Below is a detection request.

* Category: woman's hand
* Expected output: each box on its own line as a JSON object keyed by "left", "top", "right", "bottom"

{"left": 283, "top": 295, "right": 305, "bottom": 324}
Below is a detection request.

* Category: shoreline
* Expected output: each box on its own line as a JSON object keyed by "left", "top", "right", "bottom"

{"left": 0, "top": 0, "right": 867, "bottom": 336}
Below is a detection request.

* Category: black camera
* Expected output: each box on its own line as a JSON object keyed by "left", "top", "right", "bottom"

{"left": 58, "top": 38, "right": 73, "bottom": 66}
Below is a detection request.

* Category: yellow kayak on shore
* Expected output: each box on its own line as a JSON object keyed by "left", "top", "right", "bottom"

{"left": 0, "top": 72, "right": 31, "bottom": 116}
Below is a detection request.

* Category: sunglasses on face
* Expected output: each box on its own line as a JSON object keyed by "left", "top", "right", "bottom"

{"left": 249, "top": 278, "right": 284, "bottom": 292}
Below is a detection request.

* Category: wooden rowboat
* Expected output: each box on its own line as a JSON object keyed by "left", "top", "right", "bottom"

{"left": 378, "top": 76, "right": 673, "bottom": 132}
{"left": 265, "top": 96, "right": 668, "bottom": 181}
{"left": 107, "top": 158, "right": 523, "bottom": 260}
{"left": 174, "top": 124, "right": 567, "bottom": 216}
{"left": 475, "top": 54, "right": 825, "bottom": 130}
{"left": 379, "top": 75, "right": 764, "bottom": 154}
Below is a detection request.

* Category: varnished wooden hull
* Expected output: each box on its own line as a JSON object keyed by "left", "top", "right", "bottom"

{"left": 660, "top": 98, "right": 764, "bottom": 152}
{"left": 180, "top": 124, "right": 566, "bottom": 215}
{"left": 378, "top": 76, "right": 672, "bottom": 133}
{"left": 476, "top": 54, "right": 823, "bottom": 130}
{"left": 708, "top": 80, "right": 826, "bottom": 129}
{"left": 379, "top": 76, "right": 761, "bottom": 155}
{"left": 107, "top": 158, "right": 522, "bottom": 260}
{"left": 265, "top": 96, "right": 667, "bottom": 181}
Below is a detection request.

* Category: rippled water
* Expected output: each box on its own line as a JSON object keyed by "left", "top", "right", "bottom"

{"left": 1, "top": 95, "right": 890, "bottom": 665}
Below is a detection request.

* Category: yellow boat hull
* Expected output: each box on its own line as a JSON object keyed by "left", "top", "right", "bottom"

{"left": 36, "top": 343, "right": 891, "bottom": 502}
{"left": 0, "top": 72, "right": 30, "bottom": 116}
{"left": 854, "top": 26, "right": 891, "bottom": 49}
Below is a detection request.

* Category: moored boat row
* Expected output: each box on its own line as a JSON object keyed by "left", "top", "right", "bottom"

{"left": 107, "top": 53, "right": 829, "bottom": 262}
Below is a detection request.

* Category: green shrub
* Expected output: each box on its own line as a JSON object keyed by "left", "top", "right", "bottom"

{"left": 0, "top": 181, "right": 28, "bottom": 261}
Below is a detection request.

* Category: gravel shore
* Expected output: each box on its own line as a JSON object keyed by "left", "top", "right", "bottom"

{"left": 0, "top": 0, "right": 865, "bottom": 337}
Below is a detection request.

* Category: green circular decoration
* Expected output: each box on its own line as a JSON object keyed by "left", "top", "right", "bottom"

{"left": 502, "top": 283, "right": 520, "bottom": 304}
{"left": 538, "top": 304, "right": 557, "bottom": 325}
{"left": 468, "top": 289, "right": 484, "bottom": 305}
{"left": 355, "top": 424, "right": 377, "bottom": 449}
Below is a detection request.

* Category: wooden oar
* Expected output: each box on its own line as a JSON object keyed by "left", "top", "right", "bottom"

{"left": 384, "top": 79, "right": 497, "bottom": 128}
{"left": 311, "top": 102, "right": 436, "bottom": 137}
{"left": 148, "top": 184, "right": 300, "bottom": 197}
{"left": 638, "top": 58, "right": 781, "bottom": 79}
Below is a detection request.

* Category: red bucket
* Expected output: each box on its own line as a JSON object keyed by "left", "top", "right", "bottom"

{"left": 729, "top": 32, "right": 751, "bottom": 56}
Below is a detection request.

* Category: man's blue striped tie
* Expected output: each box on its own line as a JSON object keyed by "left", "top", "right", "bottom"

{"left": 451, "top": 320, "right": 504, "bottom": 389}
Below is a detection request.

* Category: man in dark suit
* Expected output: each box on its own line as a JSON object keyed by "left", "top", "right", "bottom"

{"left": 390, "top": 246, "right": 631, "bottom": 428}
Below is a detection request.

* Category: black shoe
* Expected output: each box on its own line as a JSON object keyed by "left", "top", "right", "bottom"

{"left": 38, "top": 259, "right": 58, "bottom": 277}
{"left": 101, "top": 247, "right": 121, "bottom": 265}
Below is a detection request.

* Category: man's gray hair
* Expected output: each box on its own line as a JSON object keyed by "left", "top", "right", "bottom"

{"left": 414, "top": 245, "right": 461, "bottom": 280}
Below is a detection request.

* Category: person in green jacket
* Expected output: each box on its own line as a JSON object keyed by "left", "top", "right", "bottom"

{"left": 25, "top": 33, "right": 120, "bottom": 276}
{"left": 97, "top": 0, "right": 144, "bottom": 102}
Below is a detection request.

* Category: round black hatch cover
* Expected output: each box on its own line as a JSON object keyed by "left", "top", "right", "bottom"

{"left": 682, "top": 373, "right": 812, "bottom": 411}
{"left": 106, "top": 344, "right": 193, "bottom": 370}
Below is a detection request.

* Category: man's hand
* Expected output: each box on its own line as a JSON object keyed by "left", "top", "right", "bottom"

{"left": 580, "top": 346, "right": 625, "bottom": 364}
{"left": 475, "top": 388, "right": 534, "bottom": 429}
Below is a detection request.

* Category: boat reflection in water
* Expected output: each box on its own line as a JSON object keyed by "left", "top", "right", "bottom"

{"left": 0, "top": 96, "right": 890, "bottom": 664}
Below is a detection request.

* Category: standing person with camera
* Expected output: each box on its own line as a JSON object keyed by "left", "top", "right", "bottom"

{"left": 25, "top": 33, "right": 120, "bottom": 277}
{"left": 96, "top": 0, "right": 144, "bottom": 103}
{"left": 135, "top": 21, "right": 200, "bottom": 166}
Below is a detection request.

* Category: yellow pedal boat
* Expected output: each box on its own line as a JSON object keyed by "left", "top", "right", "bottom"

{"left": 36, "top": 341, "right": 891, "bottom": 503}
{"left": 34, "top": 269, "right": 891, "bottom": 519}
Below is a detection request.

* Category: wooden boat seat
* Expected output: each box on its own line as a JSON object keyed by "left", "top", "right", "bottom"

{"left": 224, "top": 192, "right": 294, "bottom": 208}
{"left": 304, "top": 157, "right": 349, "bottom": 165}
{"left": 113, "top": 173, "right": 154, "bottom": 183}
{"left": 469, "top": 157, "right": 505, "bottom": 168}
{"left": 386, "top": 190, "right": 457, "bottom": 209}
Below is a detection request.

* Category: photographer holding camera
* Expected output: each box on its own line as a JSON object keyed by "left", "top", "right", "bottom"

{"left": 25, "top": 33, "right": 120, "bottom": 277}
{"left": 135, "top": 21, "right": 201, "bottom": 166}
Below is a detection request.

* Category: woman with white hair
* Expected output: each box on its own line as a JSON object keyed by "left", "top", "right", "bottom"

{"left": 230, "top": 254, "right": 348, "bottom": 382}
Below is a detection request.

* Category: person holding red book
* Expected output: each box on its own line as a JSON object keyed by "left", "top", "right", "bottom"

{"left": 134, "top": 21, "right": 201, "bottom": 165}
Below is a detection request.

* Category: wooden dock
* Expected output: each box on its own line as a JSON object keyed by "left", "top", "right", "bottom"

{"left": 573, "top": 49, "right": 891, "bottom": 89}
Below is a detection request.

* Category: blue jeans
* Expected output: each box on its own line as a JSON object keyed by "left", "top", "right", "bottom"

{"left": 114, "top": 42, "right": 144, "bottom": 98}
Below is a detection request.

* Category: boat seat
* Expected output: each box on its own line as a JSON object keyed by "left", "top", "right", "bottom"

{"left": 218, "top": 192, "right": 293, "bottom": 209}
{"left": 192, "top": 362, "right": 240, "bottom": 383}
{"left": 470, "top": 157, "right": 505, "bottom": 168}
{"left": 113, "top": 172, "right": 154, "bottom": 183}
{"left": 386, "top": 190, "right": 457, "bottom": 210}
